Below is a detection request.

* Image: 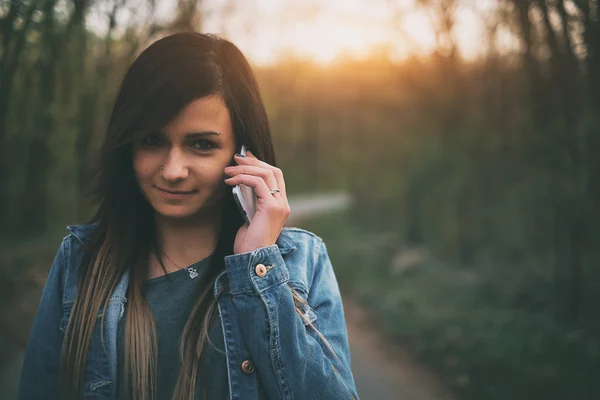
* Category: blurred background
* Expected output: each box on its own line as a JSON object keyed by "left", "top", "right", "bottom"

{"left": 1, "top": 0, "right": 599, "bottom": 399}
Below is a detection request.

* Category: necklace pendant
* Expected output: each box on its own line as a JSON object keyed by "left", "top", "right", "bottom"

{"left": 187, "top": 267, "right": 198, "bottom": 279}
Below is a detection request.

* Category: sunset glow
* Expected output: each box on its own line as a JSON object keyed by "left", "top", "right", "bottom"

{"left": 88, "top": 0, "right": 506, "bottom": 65}
{"left": 204, "top": 0, "right": 498, "bottom": 65}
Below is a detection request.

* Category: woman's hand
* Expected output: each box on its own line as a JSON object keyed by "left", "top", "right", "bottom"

{"left": 224, "top": 151, "right": 291, "bottom": 254}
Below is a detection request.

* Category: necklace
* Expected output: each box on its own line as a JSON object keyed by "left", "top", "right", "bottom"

{"left": 162, "top": 252, "right": 199, "bottom": 279}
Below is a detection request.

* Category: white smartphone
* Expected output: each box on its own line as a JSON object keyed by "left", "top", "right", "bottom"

{"left": 232, "top": 145, "right": 256, "bottom": 224}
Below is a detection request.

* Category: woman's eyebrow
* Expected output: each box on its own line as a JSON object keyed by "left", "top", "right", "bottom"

{"left": 185, "top": 131, "right": 221, "bottom": 139}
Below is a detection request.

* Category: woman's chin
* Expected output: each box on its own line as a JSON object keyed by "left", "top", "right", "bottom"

{"left": 153, "top": 204, "right": 202, "bottom": 220}
{"left": 149, "top": 192, "right": 223, "bottom": 221}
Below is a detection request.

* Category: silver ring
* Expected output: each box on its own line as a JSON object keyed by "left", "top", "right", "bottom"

{"left": 270, "top": 188, "right": 280, "bottom": 195}
{"left": 160, "top": 166, "right": 164, "bottom": 171}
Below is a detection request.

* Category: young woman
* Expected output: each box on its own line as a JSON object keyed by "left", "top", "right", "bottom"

{"left": 18, "top": 33, "right": 358, "bottom": 400}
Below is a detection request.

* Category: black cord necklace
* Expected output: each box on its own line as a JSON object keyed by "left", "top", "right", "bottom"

{"left": 162, "top": 252, "right": 199, "bottom": 279}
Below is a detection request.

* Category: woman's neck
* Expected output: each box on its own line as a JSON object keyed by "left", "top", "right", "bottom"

{"left": 154, "top": 212, "right": 220, "bottom": 268}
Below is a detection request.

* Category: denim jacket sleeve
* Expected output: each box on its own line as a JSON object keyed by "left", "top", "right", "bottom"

{"left": 224, "top": 236, "right": 359, "bottom": 400}
{"left": 18, "top": 236, "right": 69, "bottom": 400}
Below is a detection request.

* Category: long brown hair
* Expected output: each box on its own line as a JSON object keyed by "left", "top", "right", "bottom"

{"left": 60, "top": 32, "right": 342, "bottom": 400}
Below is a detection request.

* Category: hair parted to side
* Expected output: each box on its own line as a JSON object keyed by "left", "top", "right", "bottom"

{"left": 59, "top": 32, "right": 341, "bottom": 400}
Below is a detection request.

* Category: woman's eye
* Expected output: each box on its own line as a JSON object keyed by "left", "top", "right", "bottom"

{"left": 142, "top": 135, "right": 163, "bottom": 146}
{"left": 192, "top": 140, "right": 215, "bottom": 151}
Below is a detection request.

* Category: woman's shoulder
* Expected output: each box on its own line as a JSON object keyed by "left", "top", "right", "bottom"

{"left": 277, "top": 227, "right": 329, "bottom": 283}
{"left": 65, "top": 222, "right": 98, "bottom": 244}
{"left": 44, "top": 223, "right": 98, "bottom": 305}
{"left": 278, "top": 227, "right": 325, "bottom": 255}
{"left": 278, "top": 228, "right": 339, "bottom": 298}
{"left": 280, "top": 226, "right": 321, "bottom": 239}
{"left": 63, "top": 222, "right": 97, "bottom": 276}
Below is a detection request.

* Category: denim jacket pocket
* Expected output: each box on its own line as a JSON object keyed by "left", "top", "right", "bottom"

{"left": 60, "top": 303, "right": 112, "bottom": 398}
{"left": 287, "top": 281, "right": 318, "bottom": 326}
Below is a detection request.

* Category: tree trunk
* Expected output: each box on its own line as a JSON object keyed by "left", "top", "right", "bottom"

{"left": 514, "top": 0, "right": 548, "bottom": 125}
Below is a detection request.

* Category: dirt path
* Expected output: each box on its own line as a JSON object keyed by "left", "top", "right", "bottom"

{"left": 342, "top": 295, "right": 453, "bottom": 400}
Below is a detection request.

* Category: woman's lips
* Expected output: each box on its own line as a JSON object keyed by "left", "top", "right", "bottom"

{"left": 154, "top": 186, "right": 197, "bottom": 200}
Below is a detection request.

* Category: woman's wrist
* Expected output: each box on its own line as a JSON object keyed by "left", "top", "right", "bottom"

{"left": 224, "top": 244, "right": 287, "bottom": 294}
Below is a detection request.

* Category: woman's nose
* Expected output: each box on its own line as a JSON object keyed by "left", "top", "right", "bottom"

{"left": 161, "top": 151, "right": 189, "bottom": 182}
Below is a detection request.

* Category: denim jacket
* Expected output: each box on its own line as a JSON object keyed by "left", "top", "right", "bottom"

{"left": 18, "top": 224, "right": 359, "bottom": 400}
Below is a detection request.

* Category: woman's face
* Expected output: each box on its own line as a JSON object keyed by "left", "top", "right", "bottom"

{"left": 132, "top": 95, "right": 237, "bottom": 220}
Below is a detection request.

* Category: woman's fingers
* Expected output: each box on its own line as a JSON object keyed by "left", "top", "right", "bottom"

{"left": 224, "top": 165, "right": 279, "bottom": 195}
{"left": 227, "top": 151, "right": 291, "bottom": 254}
{"left": 235, "top": 152, "right": 287, "bottom": 200}
{"left": 225, "top": 174, "right": 287, "bottom": 210}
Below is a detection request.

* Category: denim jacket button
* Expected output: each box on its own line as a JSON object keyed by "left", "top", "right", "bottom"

{"left": 255, "top": 264, "right": 267, "bottom": 277}
{"left": 241, "top": 359, "right": 255, "bottom": 374}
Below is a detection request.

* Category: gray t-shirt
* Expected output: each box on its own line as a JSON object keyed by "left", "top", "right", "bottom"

{"left": 116, "top": 256, "right": 229, "bottom": 399}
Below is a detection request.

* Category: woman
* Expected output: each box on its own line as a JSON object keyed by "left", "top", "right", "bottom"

{"left": 18, "top": 32, "right": 358, "bottom": 400}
